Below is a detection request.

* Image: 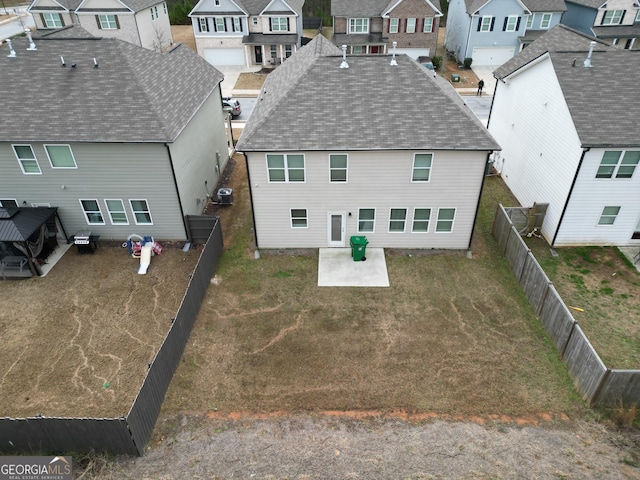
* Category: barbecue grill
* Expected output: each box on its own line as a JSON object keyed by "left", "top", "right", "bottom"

{"left": 72, "top": 231, "right": 99, "bottom": 254}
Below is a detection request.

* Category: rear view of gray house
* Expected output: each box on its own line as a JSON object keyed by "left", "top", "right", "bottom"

{"left": 0, "top": 35, "right": 229, "bottom": 243}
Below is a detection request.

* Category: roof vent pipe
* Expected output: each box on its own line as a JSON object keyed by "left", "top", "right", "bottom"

{"left": 93, "top": 57, "right": 98, "bottom": 68}
{"left": 5, "top": 39, "right": 16, "bottom": 58}
{"left": 340, "top": 44, "right": 349, "bottom": 69}
{"left": 390, "top": 41, "right": 398, "bottom": 66}
{"left": 25, "top": 29, "right": 36, "bottom": 51}
{"left": 584, "top": 41, "right": 596, "bottom": 68}
{"left": 60, "top": 55, "right": 66, "bottom": 67}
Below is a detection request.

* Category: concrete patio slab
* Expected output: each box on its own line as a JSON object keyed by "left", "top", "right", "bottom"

{"left": 318, "top": 248, "right": 390, "bottom": 287}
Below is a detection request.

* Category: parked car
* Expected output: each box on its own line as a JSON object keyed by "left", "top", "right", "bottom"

{"left": 222, "top": 97, "right": 241, "bottom": 118}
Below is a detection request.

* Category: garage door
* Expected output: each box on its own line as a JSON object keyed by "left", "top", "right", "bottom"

{"left": 471, "top": 47, "right": 514, "bottom": 66}
{"left": 203, "top": 48, "right": 245, "bottom": 66}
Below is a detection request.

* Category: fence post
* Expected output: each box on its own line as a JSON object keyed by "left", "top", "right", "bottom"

{"left": 560, "top": 319, "right": 577, "bottom": 359}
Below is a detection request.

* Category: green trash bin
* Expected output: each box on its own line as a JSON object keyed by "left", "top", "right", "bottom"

{"left": 350, "top": 236, "right": 369, "bottom": 262}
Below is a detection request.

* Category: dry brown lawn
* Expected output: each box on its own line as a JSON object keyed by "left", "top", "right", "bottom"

{"left": 170, "top": 25, "right": 196, "bottom": 51}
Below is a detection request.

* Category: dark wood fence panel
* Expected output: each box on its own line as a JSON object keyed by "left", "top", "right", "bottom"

{"left": 519, "top": 252, "right": 551, "bottom": 316}
{"left": 562, "top": 326, "right": 608, "bottom": 404}
{"left": 186, "top": 215, "right": 220, "bottom": 243}
{"left": 492, "top": 204, "right": 512, "bottom": 253}
{"left": 504, "top": 225, "right": 528, "bottom": 280}
{"left": 538, "top": 285, "right": 576, "bottom": 353}
{"left": 593, "top": 370, "right": 640, "bottom": 407}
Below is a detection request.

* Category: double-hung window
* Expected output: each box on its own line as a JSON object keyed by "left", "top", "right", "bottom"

{"left": 130, "top": 199, "right": 153, "bottom": 224}
{"left": 596, "top": 150, "right": 640, "bottom": 178}
{"left": 423, "top": 17, "right": 434, "bottom": 32}
{"left": 436, "top": 208, "right": 456, "bottom": 232}
{"left": 479, "top": 16, "right": 493, "bottom": 32}
{"left": 406, "top": 17, "right": 417, "bottom": 33}
{"left": 233, "top": 17, "right": 242, "bottom": 32}
{"left": 290, "top": 209, "right": 307, "bottom": 228}
{"left": 540, "top": 13, "right": 552, "bottom": 28}
{"left": 80, "top": 199, "right": 105, "bottom": 225}
{"left": 598, "top": 206, "right": 620, "bottom": 225}
{"left": 389, "top": 208, "right": 407, "bottom": 232}
{"left": 199, "top": 18, "right": 209, "bottom": 32}
{"left": 97, "top": 14, "right": 118, "bottom": 29}
{"left": 13, "top": 145, "right": 41, "bottom": 174}
{"left": 389, "top": 17, "right": 399, "bottom": 33}
{"left": 270, "top": 17, "right": 287, "bottom": 31}
{"left": 601, "top": 10, "right": 624, "bottom": 25}
{"left": 412, "top": 208, "right": 431, "bottom": 232}
{"left": 329, "top": 154, "right": 347, "bottom": 182}
{"left": 412, "top": 153, "right": 432, "bottom": 182}
{"left": 504, "top": 15, "right": 519, "bottom": 31}
{"left": 42, "top": 13, "right": 63, "bottom": 28}
{"left": 214, "top": 17, "right": 226, "bottom": 32}
{"left": 267, "top": 154, "right": 305, "bottom": 182}
{"left": 349, "top": 18, "right": 368, "bottom": 33}
{"left": 45, "top": 144, "right": 77, "bottom": 168}
{"left": 151, "top": 6, "right": 158, "bottom": 20}
{"left": 105, "top": 199, "right": 129, "bottom": 225}
{"left": 526, "top": 14, "right": 533, "bottom": 28}
{"left": 358, "top": 209, "right": 375, "bottom": 233}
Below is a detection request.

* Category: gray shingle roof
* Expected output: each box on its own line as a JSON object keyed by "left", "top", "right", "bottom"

{"left": 0, "top": 207, "right": 58, "bottom": 242}
{"left": 522, "top": 0, "right": 567, "bottom": 12}
{"left": 236, "top": 35, "right": 500, "bottom": 152}
{"left": 0, "top": 37, "right": 223, "bottom": 143}
{"left": 493, "top": 25, "right": 640, "bottom": 147}
{"left": 331, "top": 0, "right": 391, "bottom": 16}
{"left": 192, "top": 0, "right": 303, "bottom": 16}
{"left": 592, "top": 24, "right": 640, "bottom": 38}
{"left": 46, "top": 0, "right": 163, "bottom": 12}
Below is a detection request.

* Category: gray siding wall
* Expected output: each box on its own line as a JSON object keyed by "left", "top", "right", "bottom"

{"left": 561, "top": 2, "right": 597, "bottom": 34}
{"left": 247, "top": 149, "right": 488, "bottom": 249}
{"left": 445, "top": 0, "right": 472, "bottom": 60}
{"left": 169, "top": 88, "right": 230, "bottom": 218}
{"left": 0, "top": 141, "right": 186, "bottom": 240}
{"left": 466, "top": 0, "right": 528, "bottom": 57}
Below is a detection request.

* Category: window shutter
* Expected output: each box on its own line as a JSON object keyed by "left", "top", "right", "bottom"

{"left": 115, "top": 15, "right": 120, "bottom": 29}
{"left": 96, "top": 14, "right": 101, "bottom": 29}
{"left": 620, "top": 10, "right": 626, "bottom": 22}
{"left": 419, "top": 18, "right": 423, "bottom": 32}
{"left": 515, "top": 16, "right": 520, "bottom": 29}
{"left": 490, "top": 16, "right": 495, "bottom": 30}
{"left": 197, "top": 18, "right": 201, "bottom": 32}
{"left": 287, "top": 17, "right": 290, "bottom": 30}
{"left": 600, "top": 13, "right": 605, "bottom": 25}
{"left": 231, "top": 18, "right": 235, "bottom": 32}
{"left": 60, "top": 14, "right": 65, "bottom": 26}
{"left": 387, "top": 19, "right": 390, "bottom": 32}
{"left": 503, "top": 17, "right": 507, "bottom": 30}
{"left": 269, "top": 18, "right": 272, "bottom": 31}
{"left": 477, "top": 17, "right": 481, "bottom": 31}
{"left": 40, "top": 12, "right": 45, "bottom": 26}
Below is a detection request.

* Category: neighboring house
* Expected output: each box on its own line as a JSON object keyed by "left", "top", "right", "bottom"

{"left": 28, "top": 0, "right": 173, "bottom": 52}
{"left": 235, "top": 35, "right": 500, "bottom": 250}
{"left": 330, "top": 0, "right": 443, "bottom": 58}
{"left": 488, "top": 25, "right": 640, "bottom": 247}
{"left": 0, "top": 35, "right": 230, "bottom": 242}
{"left": 445, "top": 0, "right": 566, "bottom": 66}
{"left": 188, "top": 0, "right": 305, "bottom": 67}
{"left": 561, "top": 0, "right": 640, "bottom": 49}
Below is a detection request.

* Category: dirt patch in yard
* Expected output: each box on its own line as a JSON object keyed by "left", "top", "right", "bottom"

{"left": 170, "top": 25, "right": 196, "bottom": 51}
{"left": 0, "top": 245, "right": 198, "bottom": 418}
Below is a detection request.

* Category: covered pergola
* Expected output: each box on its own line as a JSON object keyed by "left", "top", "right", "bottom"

{"left": 0, "top": 207, "right": 68, "bottom": 278}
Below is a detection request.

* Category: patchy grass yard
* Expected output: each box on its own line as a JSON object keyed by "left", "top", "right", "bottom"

{"left": 527, "top": 241, "right": 640, "bottom": 369}
{"left": 162, "top": 159, "right": 586, "bottom": 419}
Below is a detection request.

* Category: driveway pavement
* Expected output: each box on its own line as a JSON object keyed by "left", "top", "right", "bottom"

{"left": 471, "top": 65, "right": 500, "bottom": 96}
{"left": 215, "top": 65, "right": 261, "bottom": 97}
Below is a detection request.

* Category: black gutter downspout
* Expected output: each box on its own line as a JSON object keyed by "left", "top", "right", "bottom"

{"left": 243, "top": 152, "right": 260, "bottom": 251}
{"left": 485, "top": 76, "right": 499, "bottom": 130}
{"left": 468, "top": 151, "right": 492, "bottom": 251}
{"left": 165, "top": 143, "right": 189, "bottom": 241}
{"left": 552, "top": 147, "right": 590, "bottom": 247}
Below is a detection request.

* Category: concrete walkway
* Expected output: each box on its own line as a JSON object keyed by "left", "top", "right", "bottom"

{"left": 318, "top": 248, "right": 390, "bottom": 287}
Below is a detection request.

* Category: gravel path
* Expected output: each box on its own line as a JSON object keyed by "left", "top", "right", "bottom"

{"left": 79, "top": 414, "right": 640, "bottom": 479}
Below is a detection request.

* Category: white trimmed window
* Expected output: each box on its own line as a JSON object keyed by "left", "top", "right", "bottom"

{"left": 270, "top": 44, "right": 277, "bottom": 58}
{"left": 290, "top": 208, "right": 308, "bottom": 228}
{"left": 436, "top": 208, "right": 456, "bottom": 232}
{"left": 540, "top": 13, "right": 552, "bottom": 28}
{"left": 596, "top": 150, "right": 640, "bottom": 178}
{"left": 80, "top": 199, "right": 105, "bottom": 225}
{"left": 252, "top": 16, "right": 258, "bottom": 26}
{"left": 0, "top": 199, "right": 18, "bottom": 208}
{"left": 267, "top": 154, "right": 305, "bottom": 182}
{"left": 504, "top": 15, "right": 519, "bottom": 31}
{"left": 423, "top": 17, "right": 434, "bottom": 32}
{"left": 270, "top": 17, "right": 287, "bottom": 31}
{"left": 105, "top": 199, "right": 129, "bottom": 225}
{"left": 349, "top": 18, "right": 369, "bottom": 33}
{"left": 97, "top": 14, "right": 118, "bottom": 29}
{"left": 479, "top": 16, "right": 493, "bottom": 32}
{"left": 389, "top": 208, "right": 407, "bottom": 232}
{"left": 12, "top": 145, "right": 41, "bottom": 174}
{"left": 406, "top": 17, "right": 417, "bottom": 33}
{"left": 598, "top": 206, "right": 620, "bottom": 225}
{"left": 526, "top": 14, "right": 533, "bottom": 28}
{"left": 601, "top": 10, "right": 624, "bottom": 25}
{"left": 42, "top": 13, "right": 63, "bottom": 28}
{"left": 358, "top": 208, "right": 375, "bottom": 233}
{"left": 151, "top": 6, "right": 158, "bottom": 20}
{"left": 215, "top": 17, "right": 226, "bottom": 32}
{"left": 285, "top": 44, "right": 292, "bottom": 57}
{"left": 45, "top": 144, "right": 77, "bottom": 168}
{"left": 412, "top": 153, "right": 432, "bottom": 182}
{"left": 329, "top": 154, "right": 347, "bottom": 182}
{"left": 130, "top": 199, "right": 153, "bottom": 224}
{"left": 199, "top": 18, "right": 209, "bottom": 32}
{"left": 412, "top": 208, "right": 431, "bottom": 233}
{"left": 389, "top": 17, "right": 399, "bottom": 33}
{"left": 233, "top": 17, "right": 242, "bottom": 32}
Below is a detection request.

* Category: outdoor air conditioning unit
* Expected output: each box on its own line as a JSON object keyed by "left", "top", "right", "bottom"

{"left": 217, "top": 188, "right": 233, "bottom": 205}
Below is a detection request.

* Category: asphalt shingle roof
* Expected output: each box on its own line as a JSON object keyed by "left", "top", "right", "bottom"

{"left": 236, "top": 35, "right": 500, "bottom": 152}
{"left": 331, "top": 0, "right": 391, "bottom": 17}
{"left": 192, "top": 0, "right": 303, "bottom": 16}
{"left": 0, "top": 208, "right": 58, "bottom": 242}
{"left": 0, "top": 37, "right": 223, "bottom": 143}
{"left": 493, "top": 24, "right": 640, "bottom": 148}
{"left": 522, "top": 0, "right": 567, "bottom": 12}
{"left": 49, "top": 0, "right": 162, "bottom": 12}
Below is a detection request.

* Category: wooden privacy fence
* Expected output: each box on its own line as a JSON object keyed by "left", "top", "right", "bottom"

{"left": 0, "top": 217, "right": 224, "bottom": 456}
{"left": 493, "top": 204, "right": 640, "bottom": 407}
